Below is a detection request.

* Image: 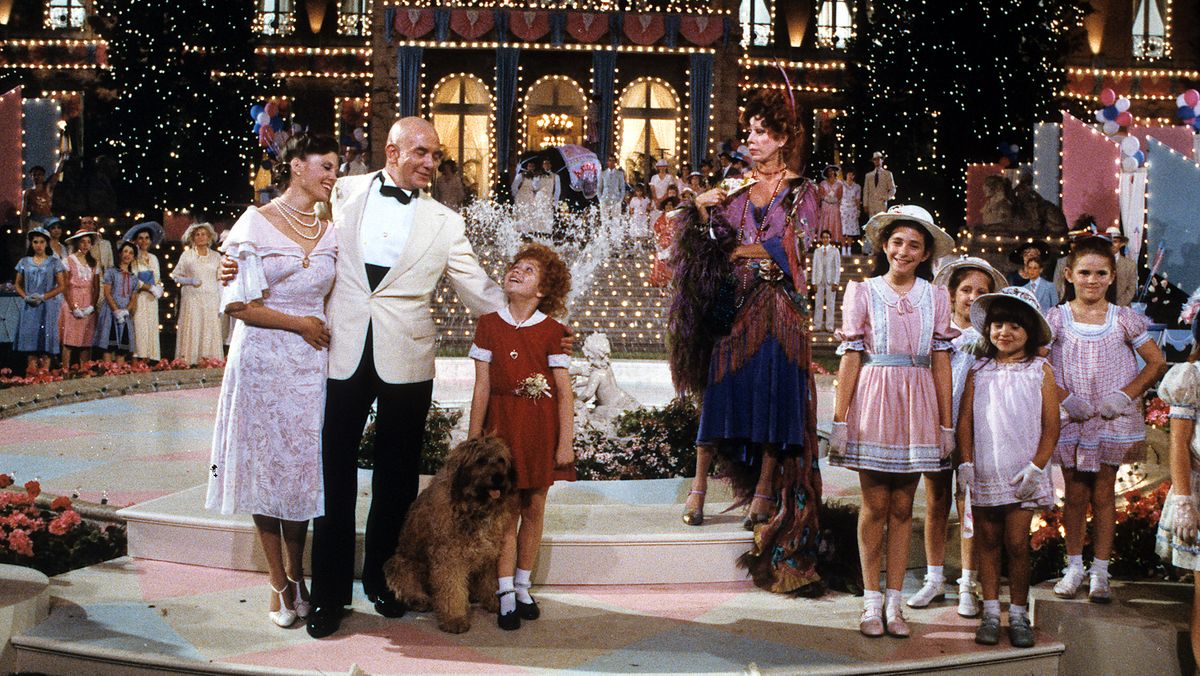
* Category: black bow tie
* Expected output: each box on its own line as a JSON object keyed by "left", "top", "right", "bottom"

{"left": 379, "top": 183, "right": 416, "bottom": 205}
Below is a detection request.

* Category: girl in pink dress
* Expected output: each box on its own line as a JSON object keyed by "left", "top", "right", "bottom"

{"left": 468, "top": 243, "right": 574, "bottom": 631}
{"left": 956, "top": 286, "right": 1058, "bottom": 648}
{"left": 817, "top": 166, "right": 843, "bottom": 244}
{"left": 1048, "top": 236, "right": 1167, "bottom": 603}
{"left": 830, "top": 205, "right": 957, "bottom": 638}
{"left": 59, "top": 229, "right": 100, "bottom": 366}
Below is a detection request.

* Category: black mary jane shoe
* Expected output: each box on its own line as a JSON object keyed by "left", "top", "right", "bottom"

{"left": 516, "top": 598, "right": 540, "bottom": 621}
{"left": 497, "top": 590, "right": 521, "bottom": 630}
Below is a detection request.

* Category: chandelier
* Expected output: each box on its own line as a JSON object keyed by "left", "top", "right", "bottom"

{"left": 536, "top": 113, "right": 574, "bottom": 148}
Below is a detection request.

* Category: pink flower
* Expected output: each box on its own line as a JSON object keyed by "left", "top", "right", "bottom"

{"left": 6, "top": 529, "right": 34, "bottom": 557}
{"left": 48, "top": 510, "right": 82, "bottom": 536}
{"left": 50, "top": 495, "right": 72, "bottom": 511}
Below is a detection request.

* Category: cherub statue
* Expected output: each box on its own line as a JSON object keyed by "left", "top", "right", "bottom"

{"left": 570, "top": 333, "right": 639, "bottom": 431}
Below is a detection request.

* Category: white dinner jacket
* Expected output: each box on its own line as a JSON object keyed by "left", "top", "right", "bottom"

{"left": 326, "top": 171, "right": 504, "bottom": 383}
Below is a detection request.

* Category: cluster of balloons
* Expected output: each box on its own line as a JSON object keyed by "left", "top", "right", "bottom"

{"left": 1176, "top": 90, "right": 1200, "bottom": 132}
{"left": 250, "top": 101, "right": 286, "bottom": 154}
{"left": 1094, "top": 88, "right": 1133, "bottom": 136}
{"left": 1119, "top": 135, "right": 1145, "bottom": 172}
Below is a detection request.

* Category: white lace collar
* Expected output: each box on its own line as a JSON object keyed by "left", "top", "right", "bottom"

{"left": 499, "top": 305, "right": 547, "bottom": 329}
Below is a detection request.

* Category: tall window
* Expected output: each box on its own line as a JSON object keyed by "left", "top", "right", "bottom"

{"left": 740, "top": 0, "right": 772, "bottom": 48}
{"left": 46, "top": 0, "right": 87, "bottom": 29}
{"left": 523, "top": 76, "right": 587, "bottom": 153}
{"left": 618, "top": 79, "right": 679, "bottom": 181}
{"left": 816, "top": 0, "right": 853, "bottom": 49}
{"left": 1132, "top": 0, "right": 1167, "bottom": 59}
{"left": 256, "top": 0, "right": 294, "bottom": 36}
{"left": 339, "top": 0, "right": 371, "bottom": 36}
{"left": 431, "top": 75, "right": 493, "bottom": 198}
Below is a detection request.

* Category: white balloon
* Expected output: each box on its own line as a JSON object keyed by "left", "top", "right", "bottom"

{"left": 1115, "top": 97, "right": 1131, "bottom": 113}
{"left": 1094, "top": 109, "right": 1107, "bottom": 123}
{"left": 1121, "top": 156, "right": 1139, "bottom": 172}
{"left": 1102, "top": 121, "right": 1119, "bottom": 135}
{"left": 256, "top": 111, "right": 271, "bottom": 126}
{"left": 1120, "top": 136, "right": 1140, "bottom": 156}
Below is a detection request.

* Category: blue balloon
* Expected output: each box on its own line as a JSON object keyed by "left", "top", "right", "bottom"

{"left": 1133, "top": 150, "right": 1145, "bottom": 165}
{"left": 1103, "top": 106, "right": 1119, "bottom": 121}
{"left": 1193, "top": 119, "right": 1200, "bottom": 132}
{"left": 269, "top": 116, "right": 284, "bottom": 132}
{"left": 250, "top": 104, "right": 264, "bottom": 121}
{"left": 1179, "top": 105, "right": 1195, "bottom": 120}
{"left": 252, "top": 123, "right": 262, "bottom": 134}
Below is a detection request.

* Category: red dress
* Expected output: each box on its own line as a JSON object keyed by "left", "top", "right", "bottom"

{"left": 470, "top": 309, "right": 575, "bottom": 489}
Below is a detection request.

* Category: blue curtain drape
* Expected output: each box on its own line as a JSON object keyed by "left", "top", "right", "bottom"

{"left": 495, "top": 47, "right": 521, "bottom": 172}
{"left": 688, "top": 53, "right": 714, "bottom": 171}
{"left": 592, "top": 50, "right": 617, "bottom": 165}
{"left": 384, "top": 8, "right": 395, "bottom": 42}
{"left": 397, "top": 46, "right": 423, "bottom": 119}
{"left": 434, "top": 10, "right": 450, "bottom": 41}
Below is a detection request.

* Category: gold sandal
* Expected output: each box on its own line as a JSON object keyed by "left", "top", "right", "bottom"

{"left": 682, "top": 489, "right": 706, "bottom": 526}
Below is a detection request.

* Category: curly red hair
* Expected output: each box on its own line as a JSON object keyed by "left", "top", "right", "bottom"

{"left": 741, "top": 89, "right": 804, "bottom": 171}
{"left": 511, "top": 243, "right": 571, "bottom": 319}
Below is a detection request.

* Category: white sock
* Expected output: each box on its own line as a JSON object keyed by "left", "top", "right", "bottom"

{"left": 982, "top": 599, "right": 1001, "bottom": 618}
{"left": 959, "top": 569, "right": 977, "bottom": 587}
{"left": 514, "top": 568, "right": 534, "bottom": 604}
{"left": 1067, "top": 554, "right": 1084, "bottom": 571}
{"left": 1009, "top": 603, "right": 1028, "bottom": 620}
{"left": 863, "top": 589, "right": 883, "bottom": 611}
{"left": 1091, "top": 558, "right": 1109, "bottom": 576}
{"left": 498, "top": 576, "right": 516, "bottom": 614}
{"left": 885, "top": 588, "right": 904, "bottom": 616}
{"left": 926, "top": 565, "right": 945, "bottom": 581}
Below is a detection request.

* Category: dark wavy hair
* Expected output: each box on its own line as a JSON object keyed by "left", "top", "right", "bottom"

{"left": 870, "top": 220, "right": 935, "bottom": 280}
{"left": 978, "top": 299, "right": 1041, "bottom": 360}
{"left": 741, "top": 89, "right": 803, "bottom": 171}
{"left": 25, "top": 231, "right": 49, "bottom": 258}
{"left": 1061, "top": 235, "right": 1117, "bottom": 304}
{"left": 511, "top": 243, "right": 571, "bottom": 319}
{"left": 274, "top": 133, "right": 340, "bottom": 189}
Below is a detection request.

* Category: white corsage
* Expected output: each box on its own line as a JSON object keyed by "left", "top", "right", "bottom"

{"left": 720, "top": 176, "right": 758, "bottom": 196}
{"left": 514, "top": 373, "right": 553, "bottom": 401}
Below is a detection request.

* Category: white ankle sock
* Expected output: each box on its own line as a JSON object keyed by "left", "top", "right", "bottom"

{"left": 863, "top": 589, "right": 883, "bottom": 611}
{"left": 498, "top": 576, "right": 516, "bottom": 614}
{"left": 885, "top": 588, "right": 904, "bottom": 616}
{"left": 959, "top": 569, "right": 977, "bottom": 587}
{"left": 982, "top": 599, "right": 1001, "bottom": 618}
{"left": 514, "top": 568, "right": 534, "bottom": 604}
{"left": 1090, "top": 558, "right": 1109, "bottom": 576}
{"left": 1067, "top": 554, "right": 1084, "bottom": 571}
{"left": 926, "top": 565, "right": 945, "bottom": 581}
{"left": 1009, "top": 603, "right": 1028, "bottom": 620}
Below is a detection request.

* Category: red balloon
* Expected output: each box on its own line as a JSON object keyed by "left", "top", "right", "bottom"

{"left": 1116, "top": 111, "right": 1134, "bottom": 127}
{"left": 264, "top": 101, "right": 279, "bottom": 118}
{"left": 1185, "top": 89, "right": 1200, "bottom": 108}
{"left": 1100, "top": 88, "right": 1117, "bottom": 107}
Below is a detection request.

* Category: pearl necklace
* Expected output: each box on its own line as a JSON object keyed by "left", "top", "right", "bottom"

{"left": 273, "top": 199, "right": 325, "bottom": 241}
{"left": 276, "top": 198, "right": 317, "bottom": 217}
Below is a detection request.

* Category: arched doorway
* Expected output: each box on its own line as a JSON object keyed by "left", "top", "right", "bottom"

{"left": 618, "top": 78, "right": 680, "bottom": 184}
{"left": 522, "top": 75, "right": 588, "bottom": 154}
{"left": 430, "top": 74, "right": 493, "bottom": 198}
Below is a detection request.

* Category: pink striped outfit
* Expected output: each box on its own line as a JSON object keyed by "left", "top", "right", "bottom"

{"left": 834, "top": 277, "right": 959, "bottom": 473}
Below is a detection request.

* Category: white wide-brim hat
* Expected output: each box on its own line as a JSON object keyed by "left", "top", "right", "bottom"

{"left": 970, "top": 286, "right": 1054, "bottom": 347}
{"left": 933, "top": 255, "right": 1007, "bottom": 293}
{"left": 65, "top": 228, "right": 98, "bottom": 243}
{"left": 655, "top": 159, "right": 669, "bottom": 167}
{"left": 864, "top": 204, "right": 956, "bottom": 261}
{"left": 181, "top": 222, "right": 217, "bottom": 246}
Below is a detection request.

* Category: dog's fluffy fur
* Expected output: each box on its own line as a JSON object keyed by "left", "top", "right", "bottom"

{"left": 383, "top": 435, "right": 517, "bottom": 633}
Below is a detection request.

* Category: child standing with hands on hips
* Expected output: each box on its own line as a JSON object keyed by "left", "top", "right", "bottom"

{"left": 956, "top": 286, "right": 1059, "bottom": 648}
{"left": 468, "top": 243, "right": 575, "bottom": 631}
{"left": 1049, "top": 235, "right": 1166, "bottom": 602}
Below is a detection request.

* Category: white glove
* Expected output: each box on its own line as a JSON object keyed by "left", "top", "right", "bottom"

{"left": 1169, "top": 494, "right": 1200, "bottom": 544}
{"left": 149, "top": 284, "right": 164, "bottom": 299}
{"left": 1097, "top": 391, "right": 1133, "bottom": 420}
{"left": 26, "top": 294, "right": 43, "bottom": 306}
{"left": 82, "top": 305, "right": 94, "bottom": 317}
{"left": 940, "top": 426, "right": 956, "bottom": 459}
{"left": 1061, "top": 394, "right": 1097, "bottom": 422}
{"left": 1010, "top": 462, "right": 1045, "bottom": 502}
{"left": 115, "top": 309, "right": 129, "bottom": 324}
{"left": 72, "top": 307, "right": 85, "bottom": 318}
{"left": 956, "top": 462, "right": 974, "bottom": 494}
{"left": 829, "top": 421, "right": 847, "bottom": 458}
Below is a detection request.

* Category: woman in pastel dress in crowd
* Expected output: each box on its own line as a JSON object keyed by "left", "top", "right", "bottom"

{"left": 94, "top": 241, "right": 139, "bottom": 363}
{"left": 124, "top": 221, "right": 165, "bottom": 364}
{"left": 206, "top": 133, "right": 339, "bottom": 629}
{"left": 839, "top": 169, "right": 862, "bottom": 254}
{"left": 670, "top": 88, "right": 823, "bottom": 595}
{"left": 816, "top": 165, "right": 843, "bottom": 246}
{"left": 13, "top": 227, "right": 66, "bottom": 374}
{"left": 58, "top": 227, "right": 102, "bottom": 367}
{"left": 171, "top": 222, "right": 224, "bottom": 364}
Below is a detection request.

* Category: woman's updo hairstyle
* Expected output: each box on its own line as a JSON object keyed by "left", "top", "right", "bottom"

{"left": 741, "top": 89, "right": 804, "bottom": 172}
{"left": 273, "top": 133, "right": 340, "bottom": 190}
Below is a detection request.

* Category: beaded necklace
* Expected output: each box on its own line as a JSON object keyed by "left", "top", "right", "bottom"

{"left": 739, "top": 172, "right": 787, "bottom": 242}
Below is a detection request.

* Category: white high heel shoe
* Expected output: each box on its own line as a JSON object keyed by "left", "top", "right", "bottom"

{"left": 288, "top": 576, "right": 311, "bottom": 619}
{"left": 269, "top": 584, "right": 297, "bottom": 628}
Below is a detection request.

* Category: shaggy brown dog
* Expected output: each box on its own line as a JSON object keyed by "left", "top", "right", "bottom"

{"left": 383, "top": 435, "right": 517, "bottom": 633}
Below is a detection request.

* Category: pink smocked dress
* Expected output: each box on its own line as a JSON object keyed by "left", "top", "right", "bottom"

{"left": 969, "top": 357, "right": 1054, "bottom": 508}
{"left": 1047, "top": 303, "right": 1150, "bottom": 472}
{"left": 816, "top": 181, "right": 842, "bottom": 242}
{"left": 834, "top": 277, "right": 959, "bottom": 473}
{"left": 59, "top": 254, "right": 97, "bottom": 348}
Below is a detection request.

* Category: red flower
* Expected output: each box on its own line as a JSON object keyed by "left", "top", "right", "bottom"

{"left": 50, "top": 495, "right": 72, "bottom": 511}
{"left": 23, "top": 480, "right": 40, "bottom": 498}
{"left": 6, "top": 529, "right": 34, "bottom": 557}
{"left": 0, "top": 473, "right": 12, "bottom": 489}
{"left": 48, "top": 510, "right": 82, "bottom": 536}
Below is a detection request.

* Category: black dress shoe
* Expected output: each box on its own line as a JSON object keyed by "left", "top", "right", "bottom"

{"left": 516, "top": 598, "right": 540, "bottom": 621}
{"left": 367, "top": 590, "right": 406, "bottom": 618}
{"left": 305, "top": 605, "right": 342, "bottom": 639}
{"left": 497, "top": 608, "right": 521, "bottom": 630}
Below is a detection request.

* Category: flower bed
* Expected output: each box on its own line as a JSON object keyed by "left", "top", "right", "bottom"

{"left": 0, "top": 476, "right": 127, "bottom": 577}
{"left": 0, "top": 358, "right": 225, "bottom": 389}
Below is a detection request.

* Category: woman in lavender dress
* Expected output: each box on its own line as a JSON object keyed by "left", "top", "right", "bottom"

{"left": 206, "top": 134, "right": 339, "bottom": 628}
{"left": 670, "top": 89, "right": 823, "bottom": 594}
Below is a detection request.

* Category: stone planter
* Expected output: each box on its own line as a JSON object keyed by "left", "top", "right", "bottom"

{"left": 0, "top": 367, "right": 223, "bottom": 420}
